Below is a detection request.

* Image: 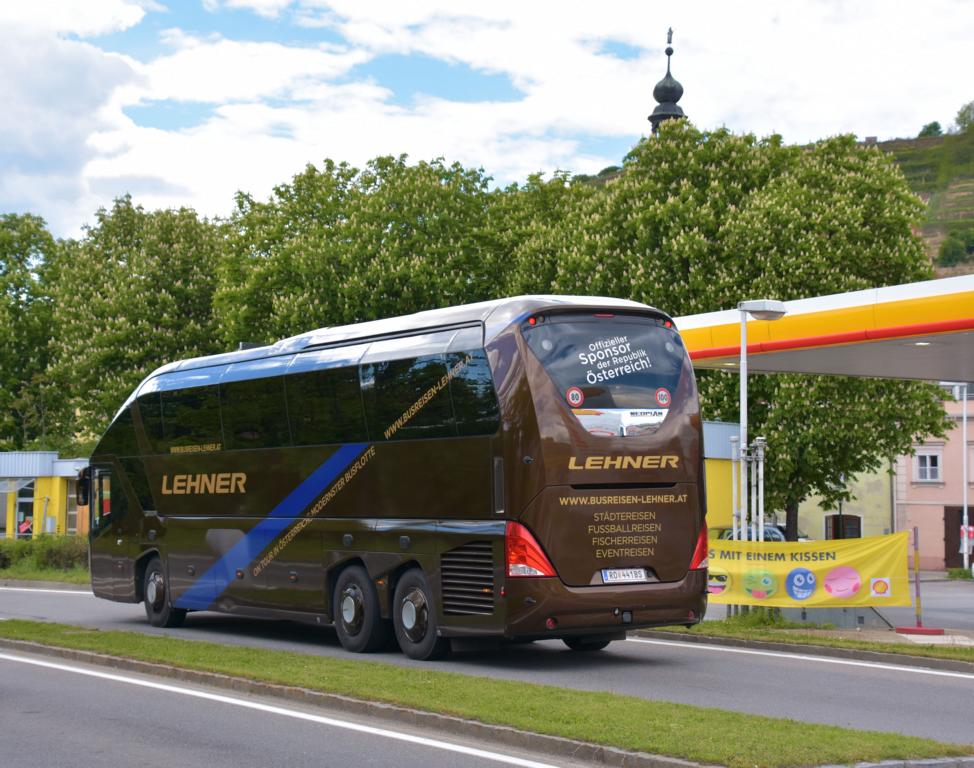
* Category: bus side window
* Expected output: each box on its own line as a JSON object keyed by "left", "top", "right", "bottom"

{"left": 362, "top": 355, "right": 457, "bottom": 441}
{"left": 221, "top": 376, "right": 291, "bottom": 450}
{"left": 138, "top": 393, "right": 165, "bottom": 454}
{"left": 159, "top": 386, "right": 223, "bottom": 451}
{"left": 97, "top": 406, "right": 140, "bottom": 457}
{"left": 448, "top": 349, "right": 500, "bottom": 436}
{"left": 286, "top": 366, "right": 368, "bottom": 446}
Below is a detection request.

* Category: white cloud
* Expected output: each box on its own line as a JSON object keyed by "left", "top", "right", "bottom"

{"left": 0, "top": 25, "right": 140, "bottom": 232}
{"left": 0, "top": 0, "right": 145, "bottom": 35}
{"left": 204, "top": 0, "right": 295, "bottom": 18}
{"left": 126, "top": 31, "right": 369, "bottom": 103}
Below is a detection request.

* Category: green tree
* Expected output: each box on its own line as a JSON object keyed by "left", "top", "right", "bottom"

{"left": 520, "top": 121, "right": 950, "bottom": 538}
{"left": 48, "top": 196, "right": 222, "bottom": 441}
{"left": 494, "top": 171, "right": 597, "bottom": 295}
{"left": 938, "top": 227, "right": 974, "bottom": 266}
{"left": 216, "top": 156, "right": 502, "bottom": 343}
{"left": 918, "top": 121, "right": 943, "bottom": 137}
{"left": 0, "top": 214, "right": 57, "bottom": 448}
{"left": 954, "top": 100, "right": 974, "bottom": 134}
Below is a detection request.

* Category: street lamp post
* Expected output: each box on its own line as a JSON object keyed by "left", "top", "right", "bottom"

{"left": 956, "top": 383, "right": 970, "bottom": 572}
{"left": 737, "top": 300, "right": 787, "bottom": 542}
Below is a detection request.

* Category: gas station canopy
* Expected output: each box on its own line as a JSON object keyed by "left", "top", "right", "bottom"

{"left": 677, "top": 275, "right": 974, "bottom": 382}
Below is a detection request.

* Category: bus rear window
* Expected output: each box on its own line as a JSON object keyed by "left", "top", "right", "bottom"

{"left": 522, "top": 313, "right": 686, "bottom": 438}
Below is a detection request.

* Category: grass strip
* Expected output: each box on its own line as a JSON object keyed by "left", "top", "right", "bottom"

{"left": 657, "top": 615, "right": 974, "bottom": 664}
{"left": 0, "top": 619, "right": 969, "bottom": 768}
{"left": 0, "top": 565, "right": 90, "bottom": 585}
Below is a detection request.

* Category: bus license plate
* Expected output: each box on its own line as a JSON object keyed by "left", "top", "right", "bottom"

{"left": 602, "top": 568, "right": 648, "bottom": 584}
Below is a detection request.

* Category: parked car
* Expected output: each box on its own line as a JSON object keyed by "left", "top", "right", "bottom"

{"left": 708, "top": 525, "right": 809, "bottom": 542}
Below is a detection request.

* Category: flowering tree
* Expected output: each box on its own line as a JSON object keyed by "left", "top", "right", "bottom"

{"left": 215, "top": 156, "right": 502, "bottom": 344}
{"left": 48, "top": 196, "right": 222, "bottom": 441}
{"left": 0, "top": 214, "right": 57, "bottom": 448}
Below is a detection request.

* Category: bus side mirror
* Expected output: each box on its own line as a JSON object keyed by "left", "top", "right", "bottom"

{"left": 77, "top": 469, "right": 90, "bottom": 507}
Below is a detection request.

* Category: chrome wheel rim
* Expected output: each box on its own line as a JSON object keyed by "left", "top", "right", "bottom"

{"left": 147, "top": 572, "right": 164, "bottom": 610}
{"left": 340, "top": 585, "right": 364, "bottom": 635}
{"left": 400, "top": 588, "right": 428, "bottom": 643}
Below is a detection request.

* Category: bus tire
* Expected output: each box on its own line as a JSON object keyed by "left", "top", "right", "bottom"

{"left": 563, "top": 637, "right": 611, "bottom": 652}
{"left": 392, "top": 569, "right": 449, "bottom": 661}
{"left": 143, "top": 558, "right": 186, "bottom": 628}
{"left": 333, "top": 565, "right": 390, "bottom": 653}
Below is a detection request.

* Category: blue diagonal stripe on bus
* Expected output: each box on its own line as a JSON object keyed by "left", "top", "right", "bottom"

{"left": 173, "top": 442, "right": 368, "bottom": 611}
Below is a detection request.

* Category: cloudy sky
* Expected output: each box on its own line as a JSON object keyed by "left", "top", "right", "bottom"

{"left": 2, "top": 0, "right": 971, "bottom": 237}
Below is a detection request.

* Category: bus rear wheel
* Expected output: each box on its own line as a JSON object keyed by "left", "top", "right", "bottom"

{"left": 333, "top": 565, "right": 390, "bottom": 653}
{"left": 563, "top": 637, "right": 612, "bottom": 652}
{"left": 143, "top": 558, "right": 186, "bottom": 628}
{"left": 393, "top": 569, "right": 449, "bottom": 661}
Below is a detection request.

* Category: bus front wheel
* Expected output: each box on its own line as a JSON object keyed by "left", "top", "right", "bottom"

{"left": 333, "top": 565, "right": 390, "bottom": 653}
{"left": 143, "top": 558, "right": 186, "bottom": 628}
{"left": 393, "top": 569, "right": 449, "bottom": 661}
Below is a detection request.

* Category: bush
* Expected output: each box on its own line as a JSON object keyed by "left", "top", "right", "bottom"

{"left": 0, "top": 538, "right": 34, "bottom": 566}
{"left": 32, "top": 535, "right": 88, "bottom": 570}
{"left": 938, "top": 228, "right": 974, "bottom": 266}
{"left": 0, "top": 535, "right": 88, "bottom": 571}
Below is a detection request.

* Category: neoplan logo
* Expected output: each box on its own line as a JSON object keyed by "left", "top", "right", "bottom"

{"left": 162, "top": 473, "right": 247, "bottom": 495}
{"left": 568, "top": 455, "right": 679, "bottom": 470}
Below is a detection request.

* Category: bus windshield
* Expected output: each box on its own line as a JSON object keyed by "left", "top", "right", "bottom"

{"left": 522, "top": 313, "right": 686, "bottom": 437}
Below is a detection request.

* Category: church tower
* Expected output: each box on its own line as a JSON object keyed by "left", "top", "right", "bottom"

{"left": 648, "top": 28, "right": 686, "bottom": 133}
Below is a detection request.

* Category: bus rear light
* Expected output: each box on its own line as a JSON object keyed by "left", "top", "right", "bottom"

{"left": 689, "top": 526, "right": 709, "bottom": 570}
{"left": 506, "top": 522, "right": 557, "bottom": 577}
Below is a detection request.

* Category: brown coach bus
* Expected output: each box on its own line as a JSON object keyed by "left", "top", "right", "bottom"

{"left": 79, "top": 296, "right": 708, "bottom": 660}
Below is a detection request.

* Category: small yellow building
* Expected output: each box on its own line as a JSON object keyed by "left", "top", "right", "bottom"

{"left": 702, "top": 421, "right": 736, "bottom": 530}
{"left": 1, "top": 452, "right": 89, "bottom": 539}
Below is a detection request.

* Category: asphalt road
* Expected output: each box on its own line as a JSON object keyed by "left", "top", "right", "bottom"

{"left": 702, "top": 578, "right": 974, "bottom": 631}
{"left": 2, "top": 586, "right": 973, "bottom": 745}
{"left": 0, "top": 649, "right": 584, "bottom": 768}
{"left": 870, "top": 579, "right": 974, "bottom": 630}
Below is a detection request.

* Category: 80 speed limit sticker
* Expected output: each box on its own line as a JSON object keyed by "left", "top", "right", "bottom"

{"left": 566, "top": 386, "right": 585, "bottom": 407}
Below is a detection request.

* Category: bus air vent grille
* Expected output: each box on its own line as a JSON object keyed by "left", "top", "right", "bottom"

{"left": 441, "top": 540, "right": 495, "bottom": 616}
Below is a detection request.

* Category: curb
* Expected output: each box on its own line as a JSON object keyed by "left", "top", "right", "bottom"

{"left": 0, "top": 579, "right": 90, "bottom": 591}
{"left": 635, "top": 631, "right": 974, "bottom": 674}
{"left": 0, "top": 637, "right": 702, "bottom": 768}
{"left": 821, "top": 762, "right": 974, "bottom": 768}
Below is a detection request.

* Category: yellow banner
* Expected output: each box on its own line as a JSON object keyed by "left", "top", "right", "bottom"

{"left": 707, "top": 532, "right": 911, "bottom": 607}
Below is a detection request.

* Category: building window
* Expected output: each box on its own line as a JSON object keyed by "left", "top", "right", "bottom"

{"left": 914, "top": 452, "right": 942, "bottom": 482}
{"left": 16, "top": 481, "right": 35, "bottom": 539}
{"left": 66, "top": 479, "right": 78, "bottom": 534}
{"left": 825, "top": 514, "right": 861, "bottom": 539}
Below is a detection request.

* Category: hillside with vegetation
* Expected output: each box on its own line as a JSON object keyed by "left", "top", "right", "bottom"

{"left": 878, "top": 110, "right": 974, "bottom": 273}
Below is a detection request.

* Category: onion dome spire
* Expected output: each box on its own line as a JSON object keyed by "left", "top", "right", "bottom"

{"left": 648, "top": 27, "right": 686, "bottom": 133}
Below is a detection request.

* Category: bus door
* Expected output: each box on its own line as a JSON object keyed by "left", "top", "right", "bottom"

{"left": 88, "top": 464, "right": 134, "bottom": 599}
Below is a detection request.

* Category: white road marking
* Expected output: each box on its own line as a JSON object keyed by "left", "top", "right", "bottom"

{"left": 0, "top": 586, "right": 93, "bottom": 596}
{"left": 0, "top": 653, "right": 563, "bottom": 768}
{"left": 626, "top": 637, "right": 974, "bottom": 681}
